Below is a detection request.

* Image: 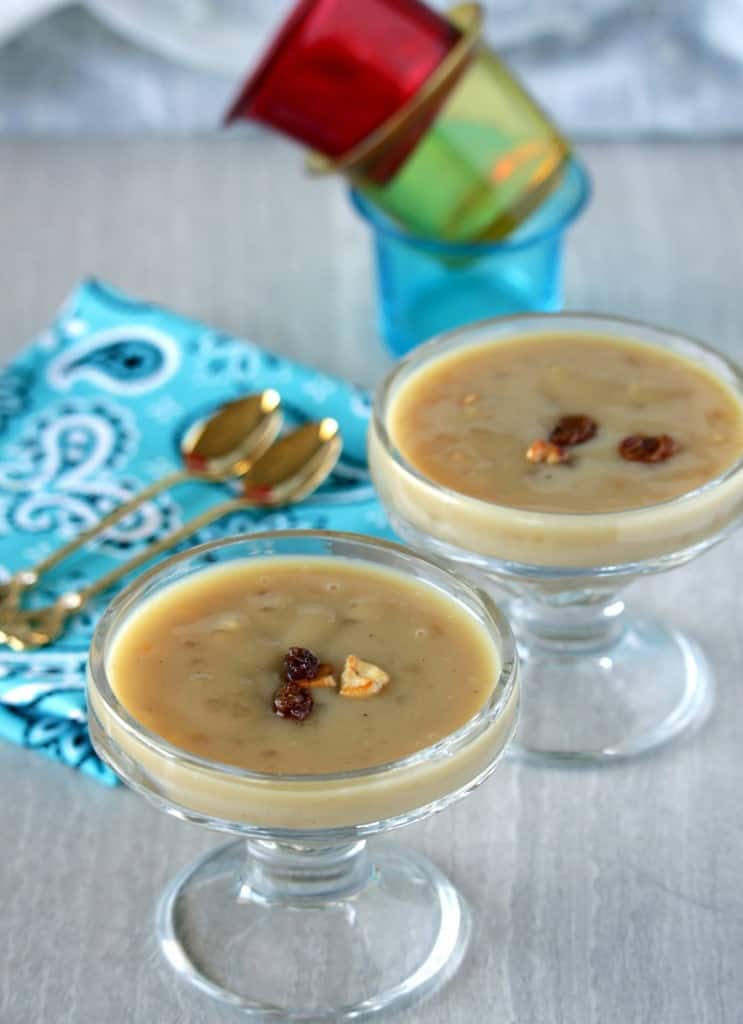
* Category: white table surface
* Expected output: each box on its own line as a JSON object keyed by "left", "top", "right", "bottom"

{"left": 0, "top": 138, "right": 742, "bottom": 1024}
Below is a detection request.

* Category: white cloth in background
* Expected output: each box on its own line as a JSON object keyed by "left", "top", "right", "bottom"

{"left": 0, "top": 0, "right": 742, "bottom": 136}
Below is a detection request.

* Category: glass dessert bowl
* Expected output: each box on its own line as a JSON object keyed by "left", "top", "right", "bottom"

{"left": 87, "top": 530, "right": 518, "bottom": 1021}
{"left": 368, "top": 313, "right": 743, "bottom": 764}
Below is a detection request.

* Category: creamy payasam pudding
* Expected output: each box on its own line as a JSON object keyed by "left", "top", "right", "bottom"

{"left": 369, "top": 326, "right": 743, "bottom": 568}
{"left": 90, "top": 554, "right": 517, "bottom": 830}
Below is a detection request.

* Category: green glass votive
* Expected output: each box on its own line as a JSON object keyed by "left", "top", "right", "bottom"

{"left": 355, "top": 43, "right": 571, "bottom": 243}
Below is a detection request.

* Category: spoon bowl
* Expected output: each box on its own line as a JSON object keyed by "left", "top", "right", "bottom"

{"left": 242, "top": 417, "right": 341, "bottom": 503}
{"left": 183, "top": 389, "right": 282, "bottom": 477}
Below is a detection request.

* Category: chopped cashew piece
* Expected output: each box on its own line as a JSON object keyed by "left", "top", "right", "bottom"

{"left": 340, "top": 655, "right": 390, "bottom": 699}
{"left": 297, "top": 670, "right": 337, "bottom": 689}
{"left": 525, "top": 439, "right": 570, "bottom": 465}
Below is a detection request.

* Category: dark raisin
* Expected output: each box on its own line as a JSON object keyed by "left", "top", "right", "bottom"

{"left": 549, "top": 414, "right": 597, "bottom": 447}
{"left": 273, "top": 681, "right": 314, "bottom": 721}
{"left": 283, "top": 646, "right": 320, "bottom": 683}
{"left": 618, "top": 433, "right": 676, "bottom": 462}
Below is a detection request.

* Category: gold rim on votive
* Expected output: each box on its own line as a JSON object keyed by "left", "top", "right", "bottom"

{"left": 305, "top": 2, "right": 484, "bottom": 176}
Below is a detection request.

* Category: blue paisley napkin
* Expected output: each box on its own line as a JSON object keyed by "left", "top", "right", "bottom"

{"left": 0, "top": 279, "right": 389, "bottom": 784}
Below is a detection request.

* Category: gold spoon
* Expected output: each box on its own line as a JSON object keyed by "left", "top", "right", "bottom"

{"left": 0, "top": 389, "right": 282, "bottom": 610}
{"left": 0, "top": 418, "right": 341, "bottom": 651}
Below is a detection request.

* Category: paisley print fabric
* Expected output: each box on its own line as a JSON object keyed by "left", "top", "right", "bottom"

{"left": 0, "top": 279, "right": 389, "bottom": 782}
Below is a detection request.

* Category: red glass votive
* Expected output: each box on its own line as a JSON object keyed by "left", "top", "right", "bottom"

{"left": 225, "top": 0, "right": 460, "bottom": 159}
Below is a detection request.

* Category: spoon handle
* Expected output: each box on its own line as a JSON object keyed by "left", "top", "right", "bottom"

{"left": 4, "top": 467, "right": 190, "bottom": 597}
{"left": 74, "top": 496, "right": 245, "bottom": 606}
{"left": 0, "top": 495, "right": 243, "bottom": 653}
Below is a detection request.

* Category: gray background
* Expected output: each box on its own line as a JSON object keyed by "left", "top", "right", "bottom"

{"left": 2, "top": 1, "right": 743, "bottom": 135}
{"left": 0, "top": 137, "right": 742, "bottom": 1023}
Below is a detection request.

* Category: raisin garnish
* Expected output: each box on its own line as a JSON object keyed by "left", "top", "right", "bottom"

{"left": 283, "top": 646, "right": 319, "bottom": 683}
{"left": 549, "top": 414, "right": 597, "bottom": 447}
{"left": 618, "top": 433, "right": 676, "bottom": 463}
{"left": 273, "top": 680, "right": 314, "bottom": 721}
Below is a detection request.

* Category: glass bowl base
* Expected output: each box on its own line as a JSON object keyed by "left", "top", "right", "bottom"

{"left": 157, "top": 837, "right": 470, "bottom": 1021}
{"left": 511, "top": 612, "right": 713, "bottom": 765}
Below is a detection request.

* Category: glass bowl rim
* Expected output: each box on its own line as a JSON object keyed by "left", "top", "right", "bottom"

{"left": 371, "top": 310, "right": 743, "bottom": 523}
{"left": 88, "top": 529, "right": 518, "bottom": 785}
{"left": 349, "top": 155, "right": 591, "bottom": 255}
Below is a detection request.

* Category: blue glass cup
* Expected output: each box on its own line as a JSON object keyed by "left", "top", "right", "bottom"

{"left": 351, "top": 156, "right": 591, "bottom": 357}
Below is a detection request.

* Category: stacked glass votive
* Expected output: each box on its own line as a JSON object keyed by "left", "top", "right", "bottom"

{"left": 226, "top": 0, "right": 590, "bottom": 354}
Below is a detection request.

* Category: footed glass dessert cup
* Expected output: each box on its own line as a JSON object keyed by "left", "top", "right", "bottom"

{"left": 87, "top": 531, "right": 518, "bottom": 1020}
{"left": 368, "top": 314, "right": 743, "bottom": 764}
